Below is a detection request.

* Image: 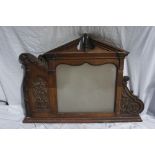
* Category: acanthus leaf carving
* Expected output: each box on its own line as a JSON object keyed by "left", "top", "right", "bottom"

{"left": 32, "top": 77, "right": 50, "bottom": 110}
{"left": 120, "top": 76, "right": 144, "bottom": 114}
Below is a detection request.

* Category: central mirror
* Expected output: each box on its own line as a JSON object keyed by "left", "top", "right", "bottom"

{"left": 56, "top": 63, "right": 116, "bottom": 113}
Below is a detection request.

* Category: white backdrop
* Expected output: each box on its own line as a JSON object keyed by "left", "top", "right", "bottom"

{"left": 0, "top": 26, "right": 155, "bottom": 128}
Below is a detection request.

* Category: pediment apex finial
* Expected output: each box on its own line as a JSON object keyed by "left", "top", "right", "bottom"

{"left": 77, "top": 33, "right": 95, "bottom": 51}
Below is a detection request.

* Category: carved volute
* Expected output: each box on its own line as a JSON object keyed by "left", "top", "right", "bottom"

{"left": 120, "top": 76, "right": 144, "bottom": 114}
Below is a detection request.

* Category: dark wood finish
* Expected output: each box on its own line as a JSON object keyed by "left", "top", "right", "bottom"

{"left": 19, "top": 34, "right": 144, "bottom": 123}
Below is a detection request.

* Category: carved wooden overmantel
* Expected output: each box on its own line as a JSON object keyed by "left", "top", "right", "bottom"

{"left": 19, "top": 34, "right": 144, "bottom": 123}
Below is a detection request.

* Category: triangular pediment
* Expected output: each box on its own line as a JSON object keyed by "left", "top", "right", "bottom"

{"left": 43, "top": 34, "right": 128, "bottom": 57}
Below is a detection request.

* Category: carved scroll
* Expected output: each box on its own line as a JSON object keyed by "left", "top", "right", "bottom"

{"left": 120, "top": 76, "right": 144, "bottom": 114}
{"left": 19, "top": 53, "right": 47, "bottom": 69}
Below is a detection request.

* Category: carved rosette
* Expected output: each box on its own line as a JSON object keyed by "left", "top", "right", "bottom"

{"left": 32, "top": 77, "right": 49, "bottom": 110}
{"left": 120, "top": 76, "right": 144, "bottom": 114}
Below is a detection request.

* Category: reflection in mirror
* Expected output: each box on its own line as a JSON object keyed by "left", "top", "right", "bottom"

{"left": 56, "top": 63, "right": 116, "bottom": 113}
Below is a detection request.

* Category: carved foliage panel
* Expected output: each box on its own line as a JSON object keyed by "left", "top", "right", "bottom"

{"left": 32, "top": 76, "right": 50, "bottom": 111}
{"left": 121, "top": 90, "right": 142, "bottom": 114}
{"left": 120, "top": 77, "right": 144, "bottom": 115}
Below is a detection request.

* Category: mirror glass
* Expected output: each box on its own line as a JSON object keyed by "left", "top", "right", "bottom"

{"left": 56, "top": 63, "right": 116, "bottom": 113}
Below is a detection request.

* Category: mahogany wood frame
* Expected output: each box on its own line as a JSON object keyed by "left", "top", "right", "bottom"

{"left": 19, "top": 35, "right": 144, "bottom": 123}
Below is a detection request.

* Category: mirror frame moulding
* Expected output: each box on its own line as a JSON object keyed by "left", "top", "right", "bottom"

{"left": 19, "top": 34, "right": 144, "bottom": 123}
